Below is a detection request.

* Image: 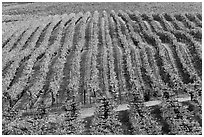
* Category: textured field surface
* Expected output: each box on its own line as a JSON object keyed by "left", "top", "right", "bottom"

{"left": 2, "top": 10, "right": 202, "bottom": 135}
{"left": 2, "top": 2, "right": 202, "bottom": 15}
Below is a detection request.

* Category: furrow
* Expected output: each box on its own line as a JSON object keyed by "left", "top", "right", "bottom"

{"left": 185, "top": 13, "right": 202, "bottom": 28}
{"left": 79, "top": 17, "right": 93, "bottom": 105}
{"left": 174, "top": 13, "right": 197, "bottom": 29}
{"left": 59, "top": 12, "right": 84, "bottom": 104}
{"left": 172, "top": 30, "right": 202, "bottom": 77}
{"left": 30, "top": 16, "right": 68, "bottom": 108}
{"left": 2, "top": 20, "right": 33, "bottom": 48}
{"left": 101, "top": 15, "right": 111, "bottom": 99}
{"left": 118, "top": 10, "right": 165, "bottom": 99}
{"left": 111, "top": 10, "right": 133, "bottom": 93}
{"left": 126, "top": 11, "right": 171, "bottom": 94}
{"left": 2, "top": 20, "right": 41, "bottom": 70}
{"left": 103, "top": 11, "right": 120, "bottom": 102}
{"left": 118, "top": 10, "right": 150, "bottom": 96}
{"left": 3, "top": 26, "right": 29, "bottom": 56}
{"left": 109, "top": 15, "right": 128, "bottom": 104}
{"left": 88, "top": 11, "right": 104, "bottom": 102}
{"left": 150, "top": 20, "right": 194, "bottom": 85}
{"left": 18, "top": 16, "right": 62, "bottom": 108}
{"left": 67, "top": 12, "right": 91, "bottom": 106}
{"left": 41, "top": 13, "right": 76, "bottom": 106}
{"left": 2, "top": 18, "right": 52, "bottom": 99}
{"left": 3, "top": 17, "right": 57, "bottom": 108}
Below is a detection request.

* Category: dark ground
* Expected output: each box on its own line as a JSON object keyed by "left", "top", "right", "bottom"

{"left": 2, "top": 2, "right": 202, "bottom": 16}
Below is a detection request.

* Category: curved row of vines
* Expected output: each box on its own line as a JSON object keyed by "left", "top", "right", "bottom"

{"left": 2, "top": 10, "right": 202, "bottom": 135}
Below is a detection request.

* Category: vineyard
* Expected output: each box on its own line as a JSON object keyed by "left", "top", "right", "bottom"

{"left": 2, "top": 10, "right": 202, "bottom": 135}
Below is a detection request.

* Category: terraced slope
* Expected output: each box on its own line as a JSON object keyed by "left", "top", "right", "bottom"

{"left": 2, "top": 10, "right": 202, "bottom": 135}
